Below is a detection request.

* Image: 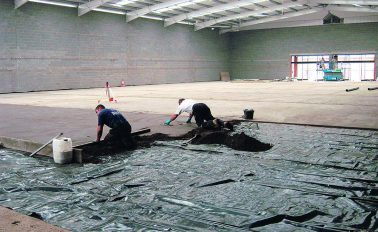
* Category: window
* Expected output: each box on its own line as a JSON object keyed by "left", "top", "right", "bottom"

{"left": 291, "top": 54, "right": 376, "bottom": 81}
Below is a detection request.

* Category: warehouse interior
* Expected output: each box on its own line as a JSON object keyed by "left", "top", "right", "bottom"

{"left": 0, "top": 0, "right": 378, "bottom": 231}
{"left": 1, "top": 0, "right": 378, "bottom": 92}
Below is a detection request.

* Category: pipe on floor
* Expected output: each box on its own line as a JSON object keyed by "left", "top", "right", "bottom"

{"left": 346, "top": 87, "right": 359, "bottom": 92}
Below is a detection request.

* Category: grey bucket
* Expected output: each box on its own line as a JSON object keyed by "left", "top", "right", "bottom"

{"left": 243, "top": 109, "right": 254, "bottom": 119}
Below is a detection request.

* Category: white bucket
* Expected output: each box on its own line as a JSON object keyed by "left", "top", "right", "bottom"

{"left": 52, "top": 137, "right": 73, "bottom": 164}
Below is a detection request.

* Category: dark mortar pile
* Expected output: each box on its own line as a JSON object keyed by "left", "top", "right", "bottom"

{"left": 78, "top": 121, "right": 272, "bottom": 162}
{"left": 189, "top": 130, "right": 272, "bottom": 152}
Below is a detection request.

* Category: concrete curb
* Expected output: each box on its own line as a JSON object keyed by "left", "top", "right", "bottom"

{"left": 0, "top": 136, "right": 52, "bottom": 156}
{"left": 0, "top": 136, "right": 83, "bottom": 163}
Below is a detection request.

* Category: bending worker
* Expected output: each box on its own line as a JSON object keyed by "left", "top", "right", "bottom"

{"left": 95, "top": 104, "right": 132, "bottom": 143}
{"left": 165, "top": 98, "right": 215, "bottom": 127}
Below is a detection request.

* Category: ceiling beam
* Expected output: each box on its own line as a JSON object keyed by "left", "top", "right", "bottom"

{"left": 314, "top": 0, "right": 378, "bottom": 5}
{"left": 220, "top": 8, "right": 323, "bottom": 34}
{"left": 78, "top": 0, "right": 113, "bottom": 16}
{"left": 126, "top": 0, "right": 192, "bottom": 22}
{"left": 225, "top": 2, "right": 378, "bottom": 32}
{"left": 195, "top": 0, "right": 306, "bottom": 31}
{"left": 344, "top": 14, "right": 378, "bottom": 23}
{"left": 326, "top": 5, "right": 378, "bottom": 12}
{"left": 15, "top": 0, "right": 29, "bottom": 9}
{"left": 237, "top": 14, "right": 378, "bottom": 31}
{"left": 164, "top": 0, "right": 268, "bottom": 27}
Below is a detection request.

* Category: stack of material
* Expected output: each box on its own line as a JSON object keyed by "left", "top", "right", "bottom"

{"left": 220, "top": 71, "right": 230, "bottom": 81}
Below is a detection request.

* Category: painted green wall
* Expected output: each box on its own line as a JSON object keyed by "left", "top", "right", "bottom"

{"left": 230, "top": 23, "right": 378, "bottom": 80}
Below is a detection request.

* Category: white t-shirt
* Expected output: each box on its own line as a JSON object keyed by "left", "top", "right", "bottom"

{"left": 175, "top": 99, "right": 197, "bottom": 115}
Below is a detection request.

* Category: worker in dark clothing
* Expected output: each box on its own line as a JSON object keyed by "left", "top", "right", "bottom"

{"left": 192, "top": 102, "right": 215, "bottom": 127}
{"left": 95, "top": 104, "right": 132, "bottom": 144}
{"left": 164, "top": 98, "right": 215, "bottom": 127}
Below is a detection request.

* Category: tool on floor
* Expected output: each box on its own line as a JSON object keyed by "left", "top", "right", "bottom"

{"left": 182, "top": 134, "right": 201, "bottom": 146}
{"left": 346, "top": 87, "right": 359, "bottom": 92}
{"left": 30, "top": 133, "right": 63, "bottom": 157}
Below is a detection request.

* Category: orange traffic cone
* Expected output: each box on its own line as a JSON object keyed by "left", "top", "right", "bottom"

{"left": 98, "top": 82, "right": 117, "bottom": 103}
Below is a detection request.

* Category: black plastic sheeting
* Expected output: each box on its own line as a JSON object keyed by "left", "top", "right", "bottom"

{"left": 1, "top": 122, "right": 377, "bottom": 231}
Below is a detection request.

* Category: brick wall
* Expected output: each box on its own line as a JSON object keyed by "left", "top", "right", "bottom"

{"left": 0, "top": 0, "right": 230, "bottom": 93}
{"left": 1, "top": 0, "right": 377, "bottom": 92}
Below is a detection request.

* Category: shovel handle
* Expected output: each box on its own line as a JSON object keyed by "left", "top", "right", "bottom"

{"left": 30, "top": 133, "right": 63, "bottom": 157}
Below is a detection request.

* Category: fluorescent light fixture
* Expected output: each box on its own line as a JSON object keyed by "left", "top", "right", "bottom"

{"left": 141, "top": 15, "right": 163, "bottom": 20}
{"left": 352, "top": 4, "right": 362, "bottom": 7}
{"left": 254, "top": 14, "right": 267, "bottom": 17}
{"left": 30, "top": 0, "right": 76, "bottom": 8}
{"left": 139, "top": 15, "right": 193, "bottom": 25}
{"left": 178, "top": 21, "right": 194, "bottom": 25}
{"left": 93, "top": 8, "right": 125, "bottom": 15}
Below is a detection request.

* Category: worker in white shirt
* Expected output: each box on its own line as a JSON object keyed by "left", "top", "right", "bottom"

{"left": 164, "top": 98, "right": 215, "bottom": 127}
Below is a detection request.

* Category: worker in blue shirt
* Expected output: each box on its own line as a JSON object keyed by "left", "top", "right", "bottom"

{"left": 95, "top": 104, "right": 132, "bottom": 143}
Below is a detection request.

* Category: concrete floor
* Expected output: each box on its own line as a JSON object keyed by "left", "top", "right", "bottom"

{"left": 0, "top": 80, "right": 378, "bottom": 230}
{"left": 0, "top": 206, "right": 68, "bottom": 232}
{"left": 0, "top": 81, "right": 378, "bottom": 145}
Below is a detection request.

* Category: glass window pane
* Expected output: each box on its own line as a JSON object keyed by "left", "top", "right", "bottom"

{"left": 291, "top": 54, "right": 375, "bottom": 81}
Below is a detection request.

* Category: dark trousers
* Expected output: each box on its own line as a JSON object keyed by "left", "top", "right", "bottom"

{"left": 105, "top": 122, "right": 136, "bottom": 149}
{"left": 104, "top": 122, "right": 132, "bottom": 141}
{"left": 192, "top": 103, "right": 214, "bottom": 127}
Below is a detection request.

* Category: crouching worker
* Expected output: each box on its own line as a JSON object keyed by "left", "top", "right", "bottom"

{"left": 165, "top": 98, "right": 215, "bottom": 127}
{"left": 95, "top": 104, "right": 135, "bottom": 148}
